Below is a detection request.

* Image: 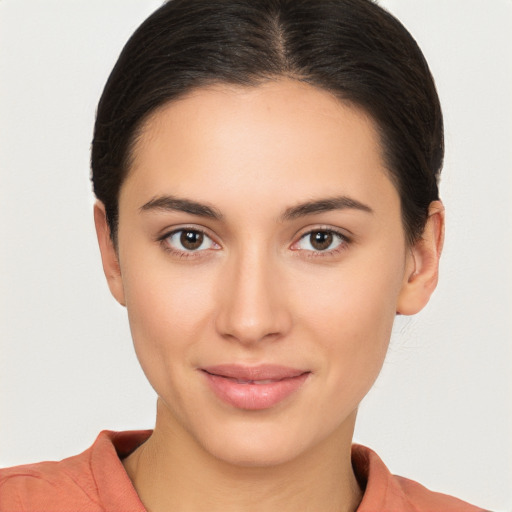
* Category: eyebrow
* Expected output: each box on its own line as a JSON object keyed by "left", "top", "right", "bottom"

{"left": 140, "top": 194, "right": 373, "bottom": 221}
{"left": 140, "top": 195, "right": 223, "bottom": 220}
{"left": 280, "top": 196, "right": 373, "bottom": 221}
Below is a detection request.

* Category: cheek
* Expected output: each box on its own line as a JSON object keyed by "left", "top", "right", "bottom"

{"left": 310, "top": 290, "right": 393, "bottom": 383}
{"left": 293, "top": 253, "right": 405, "bottom": 387}
{"left": 121, "top": 257, "right": 216, "bottom": 381}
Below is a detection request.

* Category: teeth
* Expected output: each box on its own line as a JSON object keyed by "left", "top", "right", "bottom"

{"left": 234, "top": 379, "right": 275, "bottom": 385}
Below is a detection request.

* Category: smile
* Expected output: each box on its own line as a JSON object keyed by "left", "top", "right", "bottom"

{"left": 201, "top": 365, "right": 311, "bottom": 410}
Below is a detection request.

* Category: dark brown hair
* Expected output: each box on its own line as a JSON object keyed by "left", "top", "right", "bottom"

{"left": 91, "top": 0, "right": 443, "bottom": 244}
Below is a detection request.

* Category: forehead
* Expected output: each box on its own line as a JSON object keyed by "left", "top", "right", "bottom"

{"left": 122, "top": 79, "right": 398, "bottom": 218}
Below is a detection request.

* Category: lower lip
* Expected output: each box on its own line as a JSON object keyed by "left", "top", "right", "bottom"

{"left": 203, "top": 371, "right": 310, "bottom": 410}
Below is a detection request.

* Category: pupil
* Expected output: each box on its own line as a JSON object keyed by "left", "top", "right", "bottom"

{"left": 311, "top": 231, "right": 333, "bottom": 250}
{"left": 181, "top": 230, "right": 203, "bottom": 250}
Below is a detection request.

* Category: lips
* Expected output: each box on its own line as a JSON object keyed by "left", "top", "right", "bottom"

{"left": 201, "top": 364, "right": 310, "bottom": 410}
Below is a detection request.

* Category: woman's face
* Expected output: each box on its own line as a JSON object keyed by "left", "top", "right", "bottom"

{"left": 105, "top": 80, "right": 417, "bottom": 466}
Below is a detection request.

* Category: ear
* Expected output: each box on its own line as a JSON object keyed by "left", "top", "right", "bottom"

{"left": 396, "top": 200, "right": 445, "bottom": 315}
{"left": 93, "top": 201, "right": 126, "bottom": 307}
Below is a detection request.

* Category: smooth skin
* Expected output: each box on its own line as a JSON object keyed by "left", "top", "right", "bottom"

{"left": 95, "top": 79, "right": 444, "bottom": 512}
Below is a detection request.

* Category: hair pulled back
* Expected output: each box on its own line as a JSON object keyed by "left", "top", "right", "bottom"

{"left": 91, "top": 0, "right": 443, "bottom": 244}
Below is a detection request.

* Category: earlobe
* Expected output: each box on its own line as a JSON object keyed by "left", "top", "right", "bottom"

{"left": 93, "top": 201, "right": 126, "bottom": 307}
{"left": 396, "top": 200, "right": 445, "bottom": 316}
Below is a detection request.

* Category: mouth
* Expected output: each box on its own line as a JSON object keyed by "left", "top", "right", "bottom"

{"left": 200, "top": 364, "right": 311, "bottom": 410}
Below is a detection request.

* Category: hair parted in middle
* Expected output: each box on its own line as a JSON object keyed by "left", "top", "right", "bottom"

{"left": 91, "top": 0, "right": 443, "bottom": 245}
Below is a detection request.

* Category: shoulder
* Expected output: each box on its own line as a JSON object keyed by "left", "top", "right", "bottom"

{"left": 392, "top": 474, "right": 487, "bottom": 512}
{"left": 0, "top": 430, "right": 150, "bottom": 512}
{"left": 0, "top": 454, "right": 101, "bottom": 510}
{"left": 352, "top": 444, "right": 487, "bottom": 512}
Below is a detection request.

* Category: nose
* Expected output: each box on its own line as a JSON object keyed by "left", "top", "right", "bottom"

{"left": 214, "top": 246, "right": 292, "bottom": 346}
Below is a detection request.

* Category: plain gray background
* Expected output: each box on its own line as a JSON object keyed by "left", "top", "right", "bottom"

{"left": 1, "top": 1, "right": 511, "bottom": 510}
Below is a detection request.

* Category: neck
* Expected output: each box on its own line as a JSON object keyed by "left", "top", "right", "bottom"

{"left": 123, "top": 402, "right": 362, "bottom": 512}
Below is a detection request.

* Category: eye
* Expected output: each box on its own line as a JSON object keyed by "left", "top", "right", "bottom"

{"left": 163, "top": 228, "right": 219, "bottom": 253}
{"left": 293, "top": 229, "right": 347, "bottom": 253}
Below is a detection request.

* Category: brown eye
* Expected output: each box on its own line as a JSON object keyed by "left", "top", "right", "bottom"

{"left": 164, "top": 229, "right": 218, "bottom": 254}
{"left": 293, "top": 229, "right": 346, "bottom": 253}
{"left": 310, "top": 231, "right": 333, "bottom": 251}
{"left": 180, "top": 230, "right": 204, "bottom": 250}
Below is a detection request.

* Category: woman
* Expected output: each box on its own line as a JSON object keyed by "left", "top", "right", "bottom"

{"left": 0, "top": 0, "right": 492, "bottom": 510}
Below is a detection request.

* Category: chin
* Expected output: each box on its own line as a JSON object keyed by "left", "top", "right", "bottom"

{"left": 206, "top": 434, "right": 305, "bottom": 468}
{"left": 192, "top": 415, "right": 329, "bottom": 469}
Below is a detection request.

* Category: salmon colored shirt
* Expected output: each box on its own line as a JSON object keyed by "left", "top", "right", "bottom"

{"left": 0, "top": 430, "right": 485, "bottom": 511}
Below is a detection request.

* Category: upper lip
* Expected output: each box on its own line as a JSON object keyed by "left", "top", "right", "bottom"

{"left": 201, "top": 364, "right": 309, "bottom": 381}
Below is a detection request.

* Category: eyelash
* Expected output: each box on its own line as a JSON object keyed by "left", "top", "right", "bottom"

{"left": 292, "top": 228, "right": 350, "bottom": 258}
{"left": 158, "top": 227, "right": 351, "bottom": 259}
{"left": 158, "top": 227, "right": 219, "bottom": 259}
